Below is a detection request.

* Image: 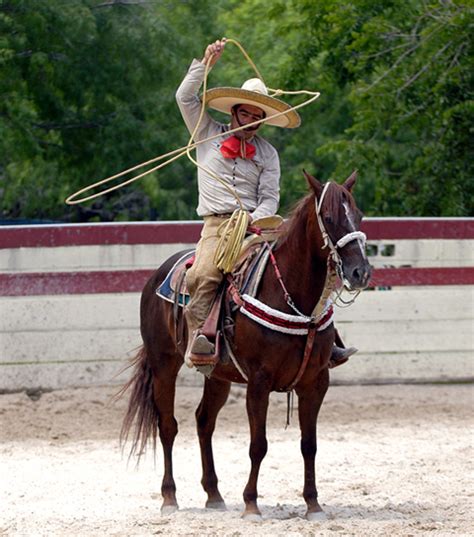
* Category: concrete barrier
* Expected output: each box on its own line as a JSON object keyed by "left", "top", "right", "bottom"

{"left": 0, "top": 219, "right": 473, "bottom": 391}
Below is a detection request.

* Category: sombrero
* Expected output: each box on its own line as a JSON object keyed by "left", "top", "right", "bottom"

{"left": 204, "top": 78, "right": 301, "bottom": 129}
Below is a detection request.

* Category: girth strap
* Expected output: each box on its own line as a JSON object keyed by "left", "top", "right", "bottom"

{"left": 285, "top": 325, "right": 317, "bottom": 392}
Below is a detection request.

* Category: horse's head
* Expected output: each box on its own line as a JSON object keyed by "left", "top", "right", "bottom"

{"left": 303, "top": 170, "right": 372, "bottom": 290}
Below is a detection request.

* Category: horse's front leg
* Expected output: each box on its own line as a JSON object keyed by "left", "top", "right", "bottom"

{"left": 242, "top": 374, "right": 271, "bottom": 520}
{"left": 296, "top": 367, "right": 329, "bottom": 520}
{"left": 196, "top": 377, "right": 231, "bottom": 510}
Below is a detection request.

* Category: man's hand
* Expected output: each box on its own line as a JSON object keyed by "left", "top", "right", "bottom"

{"left": 201, "top": 38, "right": 226, "bottom": 67}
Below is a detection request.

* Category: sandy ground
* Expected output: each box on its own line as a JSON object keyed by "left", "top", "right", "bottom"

{"left": 0, "top": 381, "right": 473, "bottom": 536}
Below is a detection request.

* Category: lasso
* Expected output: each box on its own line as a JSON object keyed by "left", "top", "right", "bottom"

{"left": 65, "top": 38, "right": 321, "bottom": 273}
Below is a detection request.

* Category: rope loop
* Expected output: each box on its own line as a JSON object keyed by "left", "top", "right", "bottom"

{"left": 65, "top": 38, "right": 320, "bottom": 206}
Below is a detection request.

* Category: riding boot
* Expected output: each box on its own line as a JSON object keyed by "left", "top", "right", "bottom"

{"left": 184, "top": 331, "right": 216, "bottom": 366}
{"left": 184, "top": 311, "right": 216, "bottom": 368}
{"left": 329, "top": 329, "right": 358, "bottom": 368}
{"left": 329, "top": 345, "right": 358, "bottom": 368}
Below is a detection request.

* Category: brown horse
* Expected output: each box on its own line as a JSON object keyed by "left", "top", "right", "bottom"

{"left": 120, "top": 170, "right": 371, "bottom": 521}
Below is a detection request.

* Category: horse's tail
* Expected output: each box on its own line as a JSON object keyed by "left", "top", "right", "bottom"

{"left": 117, "top": 345, "right": 158, "bottom": 463}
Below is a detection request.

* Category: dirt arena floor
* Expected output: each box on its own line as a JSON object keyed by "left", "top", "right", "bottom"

{"left": 1, "top": 381, "right": 473, "bottom": 536}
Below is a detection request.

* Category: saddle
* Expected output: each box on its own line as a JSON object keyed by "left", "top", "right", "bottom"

{"left": 156, "top": 231, "right": 277, "bottom": 372}
{"left": 156, "top": 242, "right": 271, "bottom": 308}
{"left": 157, "top": 219, "right": 280, "bottom": 308}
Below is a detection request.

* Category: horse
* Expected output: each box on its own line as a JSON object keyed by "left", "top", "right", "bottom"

{"left": 120, "top": 170, "right": 371, "bottom": 521}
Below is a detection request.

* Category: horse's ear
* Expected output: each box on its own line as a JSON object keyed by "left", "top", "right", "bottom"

{"left": 343, "top": 170, "right": 358, "bottom": 192}
{"left": 303, "top": 169, "right": 323, "bottom": 197}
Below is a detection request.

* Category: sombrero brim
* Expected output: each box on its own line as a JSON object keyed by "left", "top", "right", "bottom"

{"left": 204, "top": 87, "right": 301, "bottom": 129}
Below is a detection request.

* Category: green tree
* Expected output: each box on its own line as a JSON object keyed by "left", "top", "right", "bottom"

{"left": 0, "top": 0, "right": 221, "bottom": 221}
{"left": 1, "top": 0, "right": 472, "bottom": 221}
{"left": 221, "top": 0, "right": 473, "bottom": 216}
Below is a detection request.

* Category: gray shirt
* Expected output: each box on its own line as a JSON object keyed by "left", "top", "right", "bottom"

{"left": 176, "top": 59, "right": 281, "bottom": 221}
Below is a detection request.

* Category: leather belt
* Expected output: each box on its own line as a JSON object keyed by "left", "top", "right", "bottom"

{"left": 209, "top": 213, "right": 233, "bottom": 218}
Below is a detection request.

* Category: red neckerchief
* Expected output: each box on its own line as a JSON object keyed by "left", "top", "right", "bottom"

{"left": 220, "top": 135, "right": 256, "bottom": 160}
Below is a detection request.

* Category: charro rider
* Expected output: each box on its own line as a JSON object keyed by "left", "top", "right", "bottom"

{"left": 176, "top": 38, "right": 356, "bottom": 367}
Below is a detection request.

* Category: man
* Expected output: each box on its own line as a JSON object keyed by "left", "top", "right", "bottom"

{"left": 176, "top": 39, "right": 356, "bottom": 367}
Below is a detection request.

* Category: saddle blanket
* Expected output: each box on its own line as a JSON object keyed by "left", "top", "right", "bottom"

{"left": 156, "top": 250, "right": 195, "bottom": 306}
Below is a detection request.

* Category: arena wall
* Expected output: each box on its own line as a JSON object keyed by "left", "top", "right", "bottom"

{"left": 0, "top": 219, "right": 472, "bottom": 391}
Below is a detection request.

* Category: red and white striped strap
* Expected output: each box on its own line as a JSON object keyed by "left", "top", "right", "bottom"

{"left": 240, "top": 293, "right": 334, "bottom": 335}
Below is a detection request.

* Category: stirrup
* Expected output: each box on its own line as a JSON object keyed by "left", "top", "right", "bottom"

{"left": 187, "top": 332, "right": 221, "bottom": 367}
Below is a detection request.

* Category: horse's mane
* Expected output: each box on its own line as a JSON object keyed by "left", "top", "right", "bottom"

{"left": 279, "top": 182, "right": 355, "bottom": 248}
{"left": 278, "top": 194, "right": 313, "bottom": 248}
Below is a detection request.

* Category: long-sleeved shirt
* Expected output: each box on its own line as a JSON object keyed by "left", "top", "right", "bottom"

{"left": 175, "top": 59, "right": 281, "bottom": 221}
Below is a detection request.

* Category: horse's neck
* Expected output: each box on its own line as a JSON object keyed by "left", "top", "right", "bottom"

{"left": 264, "top": 204, "right": 328, "bottom": 316}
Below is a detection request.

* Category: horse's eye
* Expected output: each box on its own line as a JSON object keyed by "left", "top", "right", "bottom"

{"left": 324, "top": 215, "right": 332, "bottom": 224}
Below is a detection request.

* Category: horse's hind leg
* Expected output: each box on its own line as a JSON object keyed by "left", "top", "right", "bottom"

{"left": 152, "top": 353, "right": 182, "bottom": 515}
{"left": 195, "top": 377, "right": 231, "bottom": 510}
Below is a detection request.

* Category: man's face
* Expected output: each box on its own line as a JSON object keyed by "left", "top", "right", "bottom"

{"left": 231, "top": 104, "right": 265, "bottom": 140}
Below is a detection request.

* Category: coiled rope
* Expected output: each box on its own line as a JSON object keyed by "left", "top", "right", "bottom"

{"left": 65, "top": 38, "right": 320, "bottom": 272}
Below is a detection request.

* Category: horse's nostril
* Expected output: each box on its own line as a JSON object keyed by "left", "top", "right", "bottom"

{"left": 352, "top": 267, "right": 361, "bottom": 281}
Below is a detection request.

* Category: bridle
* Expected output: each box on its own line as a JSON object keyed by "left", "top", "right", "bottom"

{"left": 315, "top": 182, "right": 367, "bottom": 290}
{"left": 225, "top": 181, "right": 368, "bottom": 389}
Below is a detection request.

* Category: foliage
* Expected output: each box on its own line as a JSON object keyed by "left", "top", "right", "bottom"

{"left": 221, "top": 0, "right": 473, "bottom": 216}
{"left": 0, "top": 0, "right": 219, "bottom": 221}
{"left": 0, "top": 0, "right": 472, "bottom": 221}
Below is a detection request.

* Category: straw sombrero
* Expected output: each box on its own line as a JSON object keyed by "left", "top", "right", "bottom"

{"left": 204, "top": 78, "right": 301, "bottom": 129}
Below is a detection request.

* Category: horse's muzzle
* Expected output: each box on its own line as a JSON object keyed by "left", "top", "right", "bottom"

{"left": 345, "top": 261, "right": 372, "bottom": 290}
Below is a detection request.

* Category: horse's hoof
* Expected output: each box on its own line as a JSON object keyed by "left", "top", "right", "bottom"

{"left": 161, "top": 504, "right": 178, "bottom": 516}
{"left": 242, "top": 512, "right": 262, "bottom": 522}
{"left": 206, "top": 500, "right": 227, "bottom": 511}
{"left": 306, "top": 510, "right": 327, "bottom": 521}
